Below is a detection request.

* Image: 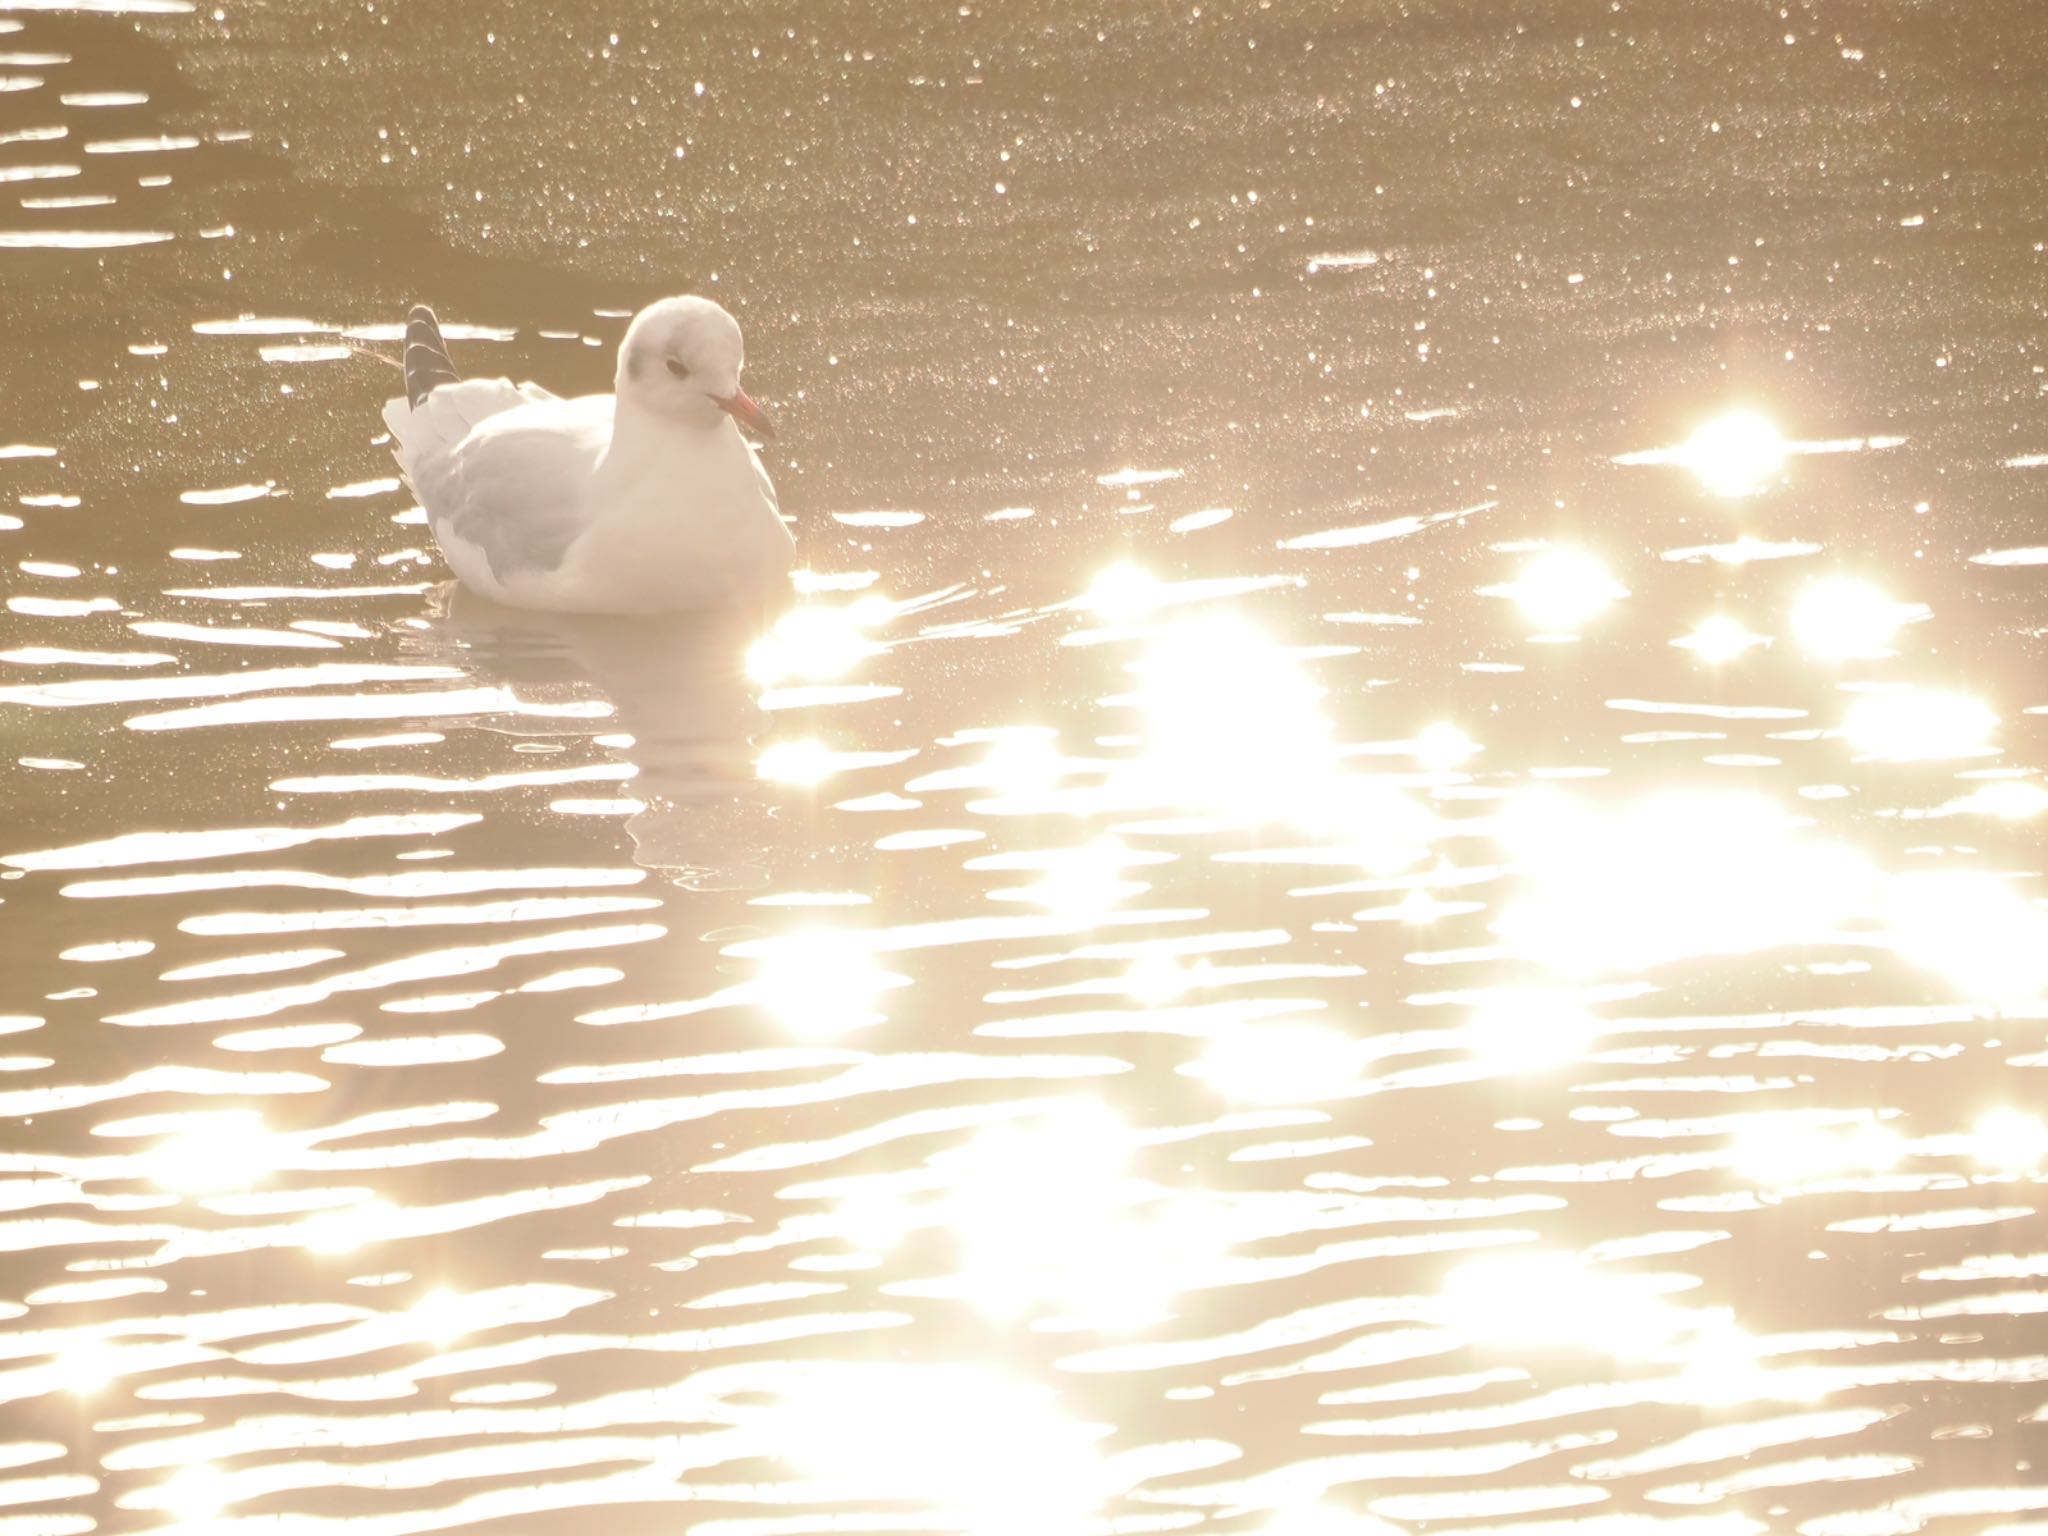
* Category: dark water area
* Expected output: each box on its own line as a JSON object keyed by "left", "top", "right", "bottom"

{"left": 2, "top": 3, "right": 2047, "bottom": 1535}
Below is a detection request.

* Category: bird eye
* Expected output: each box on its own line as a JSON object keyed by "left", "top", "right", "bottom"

{"left": 665, "top": 357, "right": 691, "bottom": 380}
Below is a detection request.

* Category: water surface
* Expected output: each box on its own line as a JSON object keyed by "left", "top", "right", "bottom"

{"left": 3, "top": 5, "right": 2046, "bottom": 1536}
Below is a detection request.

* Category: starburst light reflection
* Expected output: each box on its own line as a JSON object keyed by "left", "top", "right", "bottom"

{"left": 1084, "top": 561, "right": 1167, "bottom": 623}
{"left": 747, "top": 600, "right": 886, "bottom": 683}
{"left": 1972, "top": 1108, "right": 2048, "bottom": 1169}
{"left": 757, "top": 738, "right": 838, "bottom": 784}
{"left": 1791, "top": 578, "right": 1929, "bottom": 660}
{"left": 1886, "top": 870, "right": 2048, "bottom": 999}
{"left": 1497, "top": 790, "right": 1877, "bottom": 974}
{"left": 751, "top": 929, "right": 904, "bottom": 1037}
{"left": 147, "top": 1110, "right": 287, "bottom": 1194}
{"left": 1125, "top": 614, "right": 1331, "bottom": 813}
{"left": 1679, "top": 409, "right": 1788, "bottom": 496}
{"left": 1496, "top": 548, "right": 1629, "bottom": 633}
{"left": 1674, "top": 614, "right": 1770, "bottom": 662}
{"left": 931, "top": 1104, "right": 1216, "bottom": 1323}
{"left": 146, "top": 1463, "right": 231, "bottom": 1521}
{"left": 1116, "top": 614, "right": 1436, "bottom": 869}
{"left": 1413, "top": 721, "right": 1479, "bottom": 769}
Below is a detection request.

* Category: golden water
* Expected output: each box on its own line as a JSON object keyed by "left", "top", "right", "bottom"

{"left": 2, "top": 5, "right": 2045, "bottom": 1535}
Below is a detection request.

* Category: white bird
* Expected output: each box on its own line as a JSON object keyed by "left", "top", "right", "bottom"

{"left": 380, "top": 296, "right": 795, "bottom": 616}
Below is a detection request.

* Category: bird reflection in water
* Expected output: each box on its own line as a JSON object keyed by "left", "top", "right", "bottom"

{"left": 401, "top": 584, "right": 771, "bottom": 886}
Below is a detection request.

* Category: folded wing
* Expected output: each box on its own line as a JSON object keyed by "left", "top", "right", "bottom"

{"left": 384, "top": 383, "right": 608, "bottom": 587}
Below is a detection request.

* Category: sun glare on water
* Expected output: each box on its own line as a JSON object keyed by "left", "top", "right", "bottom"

{"left": 1414, "top": 721, "right": 1479, "bottom": 768}
{"left": 1886, "top": 870, "right": 2048, "bottom": 999}
{"left": 1973, "top": 1108, "right": 2048, "bottom": 1169}
{"left": 1265, "top": 1504, "right": 1406, "bottom": 1536}
{"left": 1497, "top": 548, "right": 1628, "bottom": 633}
{"left": 773, "top": 1364, "right": 1109, "bottom": 1533}
{"left": 1497, "top": 790, "right": 1876, "bottom": 974}
{"left": 750, "top": 929, "right": 905, "bottom": 1036}
{"left": 1680, "top": 409, "right": 1788, "bottom": 496}
{"left": 747, "top": 599, "right": 887, "bottom": 684}
{"left": 1084, "top": 561, "right": 1167, "bottom": 623}
{"left": 143, "top": 1463, "right": 232, "bottom": 1521}
{"left": 1188, "top": 1019, "right": 1366, "bottom": 1103}
{"left": 1463, "top": 988, "right": 1602, "bottom": 1069}
{"left": 299, "top": 1198, "right": 400, "bottom": 1255}
{"left": 931, "top": 1103, "right": 1218, "bottom": 1323}
{"left": 1674, "top": 614, "right": 1770, "bottom": 662}
{"left": 1439, "top": 1252, "right": 1697, "bottom": 1356}
{"left": 146, "top": 1111, "right": 287, "bottom": 1194}
{"left": 1791, "top": 577, "right": 1929, "bottom": 659}
{"left": 1730, "top": 1115, "right": 1907, "bottom": 1188}
{"left": 756, "top": 737, "right": 837, "bottom": 784}
{"left": 1947, "top": 778, "right": 2048, "bottom": 819}
{"left": 1842, "top": 690, "right": 1997, "bottom": 763}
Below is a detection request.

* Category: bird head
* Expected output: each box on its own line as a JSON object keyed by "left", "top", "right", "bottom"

{"left": 617, "top": 294, "right": 773, "bottom": 437}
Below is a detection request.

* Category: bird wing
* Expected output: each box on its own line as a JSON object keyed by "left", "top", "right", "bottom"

{"left": 409, "top": 393, "right": 615, "bottom": 583}
{"left": 382, "top": 376, "right": 535, "bottom": 475}
{"left": 379, "top": 299, "right": 600, "bottom": 590}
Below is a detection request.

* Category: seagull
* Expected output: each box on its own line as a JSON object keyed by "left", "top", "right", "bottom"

{"left": 380, "top": 296, "right": 795, "bottom": 616}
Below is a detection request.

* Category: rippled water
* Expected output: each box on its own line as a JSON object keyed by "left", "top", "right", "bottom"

{"left": 4, "top": 4, "right": 2047, "bottom": 1535}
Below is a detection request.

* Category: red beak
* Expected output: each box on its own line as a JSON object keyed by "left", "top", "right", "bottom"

{"left": 717, "top": 387, "right": 775, "bottom": 438}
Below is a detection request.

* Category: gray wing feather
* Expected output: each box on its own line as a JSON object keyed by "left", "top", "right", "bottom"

{"left": 418, "top": 398, "right": 611, "bottom": 582}
{"left": 404, "top": 305, "right": 461, "bottom": 408}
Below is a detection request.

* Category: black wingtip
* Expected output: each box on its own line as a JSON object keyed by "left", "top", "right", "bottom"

{"left": 402, "top": 303, "right": 460, "bottom": 408}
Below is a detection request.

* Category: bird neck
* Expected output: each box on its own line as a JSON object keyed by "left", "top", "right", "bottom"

{"left": 601, "top": 395, "right": 735, "bottom": 474}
